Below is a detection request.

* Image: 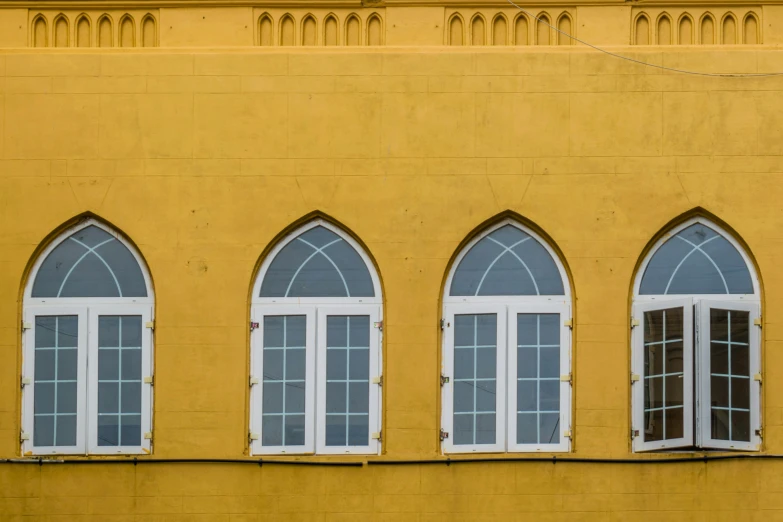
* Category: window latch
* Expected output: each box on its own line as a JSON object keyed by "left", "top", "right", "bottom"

{"left": 440, "top": 428, "right": 449, "bottom": 441}
{"left": 440, "top": 374, "right": 450, "bottom": 386}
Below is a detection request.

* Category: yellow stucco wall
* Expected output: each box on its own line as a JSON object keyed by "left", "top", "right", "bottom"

{"left": 3, "top": 2, "right": 783, "bottom": 518}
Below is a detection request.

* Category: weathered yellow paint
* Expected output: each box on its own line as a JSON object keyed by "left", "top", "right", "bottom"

{"left": 3, "top": 0, "right": 783, "bottom": 517}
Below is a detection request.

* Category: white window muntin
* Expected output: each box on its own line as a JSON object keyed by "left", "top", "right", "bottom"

{"left": 632, "top": 298, "right": 695, "bottom": 452}
{"left": 250, "top": 306, "right": 317, "bottom": 455}
{"left": 316, "top": 306, "right": 382, "bottom": 455}
{"left": 87, "top": 305, "right": 153, "bottom": 455}
{"left": 697, "top": 299, "right": 761, "bottom": 451}
{"left": 442, "top": 304, "right": 507, "bottom": 454}
{"left": 22, "top": 306, "right": 88, "bottom": 455}
{"left": 507, "top": 302, "right": 571, "bottom": 453}
{"left": 632, "top": 217, "right": 760, "bottom": 300}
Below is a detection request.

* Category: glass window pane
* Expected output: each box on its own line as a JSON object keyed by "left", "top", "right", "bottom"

{"left": 540, "top": 413, "right": 560, "bottom": 444}
{"left": 32, "top": 225, "right": 147, "bottom": 298}
{"left": 640, "top": 224, "right": 753, "bottom": 295}
{"left": 349, "top": 349, "right": 369, "bottom": 380}
{"left": 643, "top": 307, "right": 684, "bottom": 443}
{"left": 262, "top": 315, "right": 307, "bottom": 447}
{"left": 98, "top": 415, "right": 119, "bottom": 446}
{"left": 259, "top": 226, "right": 375, "bottom": 298}
{"left": 517, "top": 413, "right": 537, "bottom": 444}
{"left": 450, "top": 225, "right": 565, "bottom": 296}
{"left": 348, "top": 382, "right": 369, "bottom": 413}
{"left": 475, "top": 414, "right": 496, "bottom": 444}
{"left": 348, "top": 414, "right": 369, "bottom": 446}
{"left": 326, "top": 382, "right": 347, "bottom": 414}
{"left": 34, "top": 315, "right": 79, "bottom": 447}
{"left": 709, "top": 309, "right": 752, "bottom": 442}
{"left": 121, "top": 415, "right": 142, "bottom": 446}
{"left": 325, "top": 414, "right": 347, "bottom": 446}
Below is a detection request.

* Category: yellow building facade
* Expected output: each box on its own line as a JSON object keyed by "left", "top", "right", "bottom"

{"left": 3, "top": 0, "right": 783, "bottom": 519}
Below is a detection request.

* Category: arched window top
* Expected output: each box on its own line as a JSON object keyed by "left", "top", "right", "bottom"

{"left": 30, "top": 220, "right": 150, "bottom": 299}
{"left": 448, "top": 221, "right": 567, "bottom": 297}
{"left": 637, "top": 219, "right": 756, "bottom": 296}
{"left": 257, "top": 220, "right": 378, "bottom": 299}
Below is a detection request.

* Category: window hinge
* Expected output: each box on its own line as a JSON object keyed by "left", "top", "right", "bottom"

{"left": 20, "top": 376, "right": 31, "bottom": 389}
{"left": 754, "top": 373, "right": 763, "bottom": 383}
{"left": 754, "top": 318, "right": 762, "bottom": 328}
{"left": 630, "top": 318, "right": 640, "bottom": 328}
{"left": 373, "top": 321, "right": 383, "bottom": 332}
{"left": 440, "top": 318, "right": 445, "bottom": 330}
{"left": 631, "top": 429, "right": 639, "bottom": 439}
{"left": 144, "top": 432, "right": 153, "bottom": 441}
{"left": 756, "top": 427, "right": 763, "bottom": 439}
{"left": 564, "top": 429, "right": 572, "bottom": 439}
{"left": 250, "top": 322, "right": 259, "bottom": 332}
{"left": 249, "top": 376, "right": 260, "bottom": 387}
{"left": 560, "top": 373, "right": 572, "bottom": 384}
{"left": 145, "top": 321, "right": 155, "bottom": 330}
{"left": 21, "top": 321, "right": 32, "bottom": 331}
{"left": 20, "top": 431, "right": 30, "bottom": 443}
{"left": 440, "top": 428, "right": 449, "bottom": 441}
{"left": 372, "top": 375, "right": 383, "bottom": 386}
{"left": 440, "top": 374, "right": 450, "bottom": 386}
{"left": 143, "top": 376, "right": 154, "bottom": 386}
{"left": 372, "top": 431, "right": 382, "bottom": 442}
{"left": 631, "top": 373, "right": 640, "bottom": 384}
{"left": 564, "top": 319, "right": 573, "bottom": 329}
{"left": 249, "top": 432, "right": 259, "bottom": 444}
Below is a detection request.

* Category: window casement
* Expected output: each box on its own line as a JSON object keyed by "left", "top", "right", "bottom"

{"left": 441, "top": 219, "right": 572, "bottom": 454}
{"left": 22, "top": 219, "right": 154, "bottom": 455}
{"left": 250, "top": 219, "right": 382, "bottom": 455}
{"left": 631, "top": 218, "right": 761, "bottom": 452}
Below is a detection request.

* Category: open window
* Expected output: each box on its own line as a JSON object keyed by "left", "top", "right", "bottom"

{"left": 632, "top": 217, "right": 761, "bottom": 451}
{"left": 22, "top": 218, "right": 154, "bottom": 455}
{"left": 250, "top": 219, "right": 383, "bottom": 455}
{"left": 442, "top": 219, "right": 572, "bottom": 453}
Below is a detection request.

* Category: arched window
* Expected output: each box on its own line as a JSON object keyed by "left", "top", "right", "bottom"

{"left": 632, "top": 217, "right": 760, "bottom": 452}
{"left": 250, "top": 219, "right": 382, "bottom": 455}
{"left": 22, "top": 218, "right": 154, "bottom": 455}
{"left": 442, "top": 219, "right": 572, "bottom": 454}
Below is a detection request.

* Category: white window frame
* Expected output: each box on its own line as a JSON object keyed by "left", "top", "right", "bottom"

{"left": 697, "top": 299, "right": 761, "bottom": 451}
{"left": 631, "top": 298, "right": 694, "bottom": 452}
{"left": 250, "top": 219, "right": 383, "bottom": 456}
{"left": 87, "top": 305, "right": 153, "bottom": 455}
{"left": 22, "top": 218, "right": 155, "bottom": 456}
{"left": 250, "top": 306, "right": 316, "bottom": 455}
{"left": 441, "top": 219, "right": 573, "bottom": 454}
{"left": 22, "top": 306, "right": 88, "bottom": 455}
{"left": 316, "top": 305, "right": 382, "bottom": 455}
{"left": 442, "top": 304, "right": 507, "bottom": 454}
{"left": 632, "top": 217, "right": 762, "bottom": 452}
{"left": 508, "top": 302, "right": 571, "bottom": 453}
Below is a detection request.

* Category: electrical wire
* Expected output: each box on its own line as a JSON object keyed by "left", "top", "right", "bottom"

{"left": 505, "top": 0, "right": 783, "bottom": 78}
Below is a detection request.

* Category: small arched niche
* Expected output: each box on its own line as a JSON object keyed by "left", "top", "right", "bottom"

{"left": 743, "top": 13, "right": 759, "bottom": 44}
{"left": 258, "top": 14, "right": 273, "bottom": 46}
{"left": 54, "top": 14, "right": 69, "bottom": 47}
{"left": 324, "top": 14, "right": 339, "bottom": 46}
{"left": 301, "top": 14, "right": 317, "bottom": 46}
{"left": 492, "top": 14, "right": 507, "bottom": 45}
{"left": 449, "top": 14, "right": 464, "bottom": 45}
{"left": 33, "top": 15, "right": 48, "bottom": 47}
{"left": 345, "top": 14, "right": 361, "bottom": 45}
{"left": 536, "top": 13, "right": 551, "bottom": 45}
{"left": 76, "top": 14, "right": 90, "bottom": 48}
{"left": 557, "top": 13, "right": 572, "bottom": 45}
{"left": 722, "top": 13, "right": 737, "bottom": 44}
{"left": 657, "top": 14, "right": 672, "bottom": 45}
{"left": 471, "top": 14, "right": 486, "bottom": 45}
{"left": 367, "top": 14, "right": 382, "bottom": 46}
{"left": 279, "top": 14, "right": 295, "bottom": 46}
{"left": 678, "top": 14, "right": 693, "bottom": 44}
{"left": 635, "top": 13, "right": 650, "bottom": 45}
{"left": 141, "top": 14, "right": 157, "bottom": 47}
{"left": 97, "top": 15, "right": 113, "bottom": 47}
{"left": 514, "top": 14, "right": 528, "bottom": 45}
{"left": 701, "top": 13, "right": 715, "bottom": 44}
{"left": 119, "top": 15, "right": 135, "bottom": 47}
